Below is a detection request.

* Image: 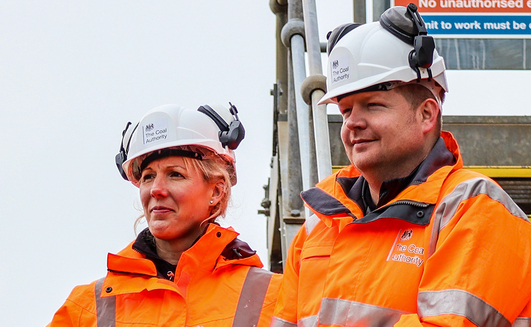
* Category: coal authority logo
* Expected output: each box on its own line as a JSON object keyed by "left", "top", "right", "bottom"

{"left": 388, "top": 229, "right": 424, "bottom": 267}
{"left": 145, "top": 123, "right": 154, "bottom": 132}
{"left": 400, "top": 229, "right": 413, "bottom": 241}
{"left": 332, "top": 60, "right": 339, "bottom": 69}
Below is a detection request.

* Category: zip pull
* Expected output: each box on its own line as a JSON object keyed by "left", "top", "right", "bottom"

{"left": 167, "top": 271, "right": 175, "bottom": 281}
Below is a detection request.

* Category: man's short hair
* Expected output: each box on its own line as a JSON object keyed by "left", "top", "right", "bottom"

{"left": 395, "top": 83, "right": 443, "bottom": 132}
{"left": 395, "top": 83, "right": 438, "bottom": 109}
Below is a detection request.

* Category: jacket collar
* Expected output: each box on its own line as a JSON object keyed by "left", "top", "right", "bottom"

{"left": 107, "top": 224, "right": 263, "bottom": 279}
{"left": 302, "top": 131, "right": 462, "bottom": 230}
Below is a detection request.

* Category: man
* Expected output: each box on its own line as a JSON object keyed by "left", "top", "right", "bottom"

{"left": 271, "top": 4, "right": 531, "bottom": 326}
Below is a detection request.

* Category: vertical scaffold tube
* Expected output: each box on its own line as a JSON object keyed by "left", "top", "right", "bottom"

{"left": 291, "top": 35, "right": 313, "bottom": 193}
{"left": 302, "top": 0, "right": 332, "bottom": 181}
{"left": 281, "top": 0, "right": 315, "bottom": 194}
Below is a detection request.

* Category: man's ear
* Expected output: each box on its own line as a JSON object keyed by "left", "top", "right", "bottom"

{"left": 419, "top": 98, "right": 440, "bottom": 134}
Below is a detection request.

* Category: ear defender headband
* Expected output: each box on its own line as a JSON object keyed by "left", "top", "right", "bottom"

{"left": 326, "top": 23, "right": 362, "bottom": 55}
{"left": 197, "top": 102, "right": 245, "bottom": 151}
{"left": 380, "top": 3, "right": 435, "bottom": 81}
{"left": 115, "top": 121, "right": 139, "bottom": 180}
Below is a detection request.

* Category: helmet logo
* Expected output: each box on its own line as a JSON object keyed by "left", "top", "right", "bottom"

{"left": 330, "top": 54, "right": 350, "bottom": 85}
{"left": 142, "top": 119, "right": 168, "bottom": 145}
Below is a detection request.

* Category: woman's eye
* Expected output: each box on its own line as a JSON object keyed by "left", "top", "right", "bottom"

{"left": 141, "top": 173, "right": 155, "bottom": 182}
{"left": 170, "top": 171, "right": 183, "bottom": 178}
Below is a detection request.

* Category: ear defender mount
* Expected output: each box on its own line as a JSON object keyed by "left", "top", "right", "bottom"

{"left": 406, "top": 3, "right": 435, "bottom": 81}
{"left": 115, "top": 121, "right": 139, "bottom": 180}
{"left": 380, "top": 3, "right": 435, "bottom": 82}
{"left": 197, "top": 102, "right": 245, "bottom": 150}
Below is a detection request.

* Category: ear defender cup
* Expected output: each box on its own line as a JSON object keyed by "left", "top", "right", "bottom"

{"left": 115, "top": 150, "right": 128, "bottom": 180}
{"left": 115, "top": 121, "right": 139, "bottom": 180}
{"left": 380, "top": 5, "right": 418, "bottom": 44}
{"left": 410, "top": 35, "right": 435, "bottom": 69}
{"left": 197, "top": 103, "right": 245, "bottom": 150}
{"left": 222, "top": 119, "right": 245, "bottom": 150}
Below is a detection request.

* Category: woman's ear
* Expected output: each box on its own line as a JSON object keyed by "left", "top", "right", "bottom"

{"left": 209, "top": 180, "right": 225, "bottom": 206}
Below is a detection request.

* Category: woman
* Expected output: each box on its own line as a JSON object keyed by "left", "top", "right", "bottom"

{"left": 48, "top": 103, "right": 281, "bottom": 327}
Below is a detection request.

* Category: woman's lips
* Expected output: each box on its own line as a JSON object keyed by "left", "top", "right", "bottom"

{"left": 151, "top": 206, "right": 173, "bottom": 213}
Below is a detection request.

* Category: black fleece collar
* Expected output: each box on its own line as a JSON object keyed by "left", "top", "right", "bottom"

{"left": 132, "top": 228, "right": 177, "bottom": 281}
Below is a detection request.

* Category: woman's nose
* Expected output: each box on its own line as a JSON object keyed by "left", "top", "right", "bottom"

{"left": 150, "top": 177, "right": 168, "bottom": 198}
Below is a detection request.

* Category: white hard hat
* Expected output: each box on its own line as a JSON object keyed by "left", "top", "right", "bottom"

{"left": 319, "top": 4, "right": 448, "bottom": 105}
{"left": 115, "top": 103, "right": 245, "bottom": 186}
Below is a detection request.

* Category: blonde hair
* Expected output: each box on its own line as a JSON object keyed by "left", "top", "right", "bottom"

{"left": 181, "top": 151, "right": 234, "bottom": 220}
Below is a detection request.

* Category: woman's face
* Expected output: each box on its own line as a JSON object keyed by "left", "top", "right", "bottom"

{"left": 139, "top": 156, "right": 218, "bottom": 244}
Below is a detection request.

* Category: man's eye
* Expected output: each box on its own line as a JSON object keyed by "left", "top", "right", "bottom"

{"left": 367, "top": 103, "right": 384, "bottom": 109}
{"left": 340, "top": 108, "right": 351, "bottom": 116}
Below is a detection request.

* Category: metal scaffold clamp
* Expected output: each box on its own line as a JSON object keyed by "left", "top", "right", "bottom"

{"left": 269, "top": 0, "right": 287, "bottom": 14}
{"left": 301, "top": 74, "right": 327, "bottom": 105}
{"left": 281, "top": 20, "right": 305, "bottom": 48}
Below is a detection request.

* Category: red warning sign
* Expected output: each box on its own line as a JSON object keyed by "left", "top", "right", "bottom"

{"left": 393, "top": 0, "right": 531, "bottom": 13}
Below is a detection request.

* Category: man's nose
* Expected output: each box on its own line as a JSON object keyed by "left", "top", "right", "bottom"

{"left": 344, "top": 109, "right": 367, "bottom": 130}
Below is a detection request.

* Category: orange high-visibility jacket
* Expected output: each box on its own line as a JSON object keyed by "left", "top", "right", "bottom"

{"left": 49, "top": 224, "right": 282, "bottom": 327}
{"left": 272, "top": 132, "right": 531, "bottom": 327}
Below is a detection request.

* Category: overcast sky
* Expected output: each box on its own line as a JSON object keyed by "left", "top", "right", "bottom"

{"left": 1, "top": 1, "right": 529, "bottom": 326}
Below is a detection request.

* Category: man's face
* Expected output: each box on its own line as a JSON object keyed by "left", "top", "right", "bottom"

{"left": 338, "top": 88, "right": 426, "bottom": 182}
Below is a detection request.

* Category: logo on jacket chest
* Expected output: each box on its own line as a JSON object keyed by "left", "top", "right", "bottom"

{"left": 386, "top": 229, "right": 425, "bottom": 267}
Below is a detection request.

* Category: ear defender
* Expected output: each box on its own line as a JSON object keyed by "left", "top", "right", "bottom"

{"left": 115, "top": 121, "right": 139, "bottom": 180}
{"left": 197, "top": 103, "right": 245, "bottom": 150}
{"left": 380, "top": 3, "right": 435, "bottom": 81}
{"left": 406, "top": 4, "right": 435, "bottom": 80}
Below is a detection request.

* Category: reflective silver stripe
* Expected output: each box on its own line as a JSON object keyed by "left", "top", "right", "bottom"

{"left": 298, "top": 315, "right": 318, "bottom": 327}
{"left": 270, "top": 317, "right": 297, "bottom": 327}
{"left": 319, "top": 298, "right": 405, "bottom": 327}
{"left": 513, "top": 317, "right": 531, "bottom": 327}
{"left": 418, "top": 289, "right": 510, "bottom": 327}
{"left": 305, "top": 214, "right": 320, "bottom": 236}
{"left": 233, "top": 267, "right": 273, "bottom": 327}
{"left": 94, "top": 277, "right": 116, "bottom": 327}
{"left": 429, "top": 177, "right": 529, "bottom": 256}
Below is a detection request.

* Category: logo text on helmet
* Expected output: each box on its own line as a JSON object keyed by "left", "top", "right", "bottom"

{"left": 142, "top": 119, "right": 168, "bottom": 145}
{"left": 330, "top": 54, "right": 350, "bottom": 85}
